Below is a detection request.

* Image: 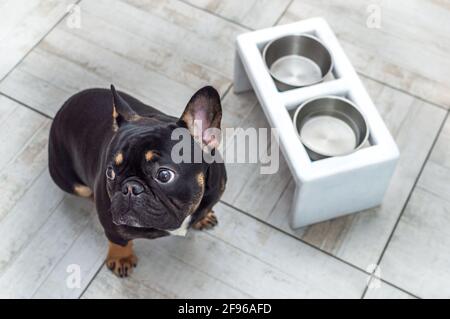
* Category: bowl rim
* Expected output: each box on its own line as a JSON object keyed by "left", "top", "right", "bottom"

{"left": 292, "top": 95, "right": 370, "bottom": 158}
{"left": 262, "top": 33, "right": 334, "bottom": 88}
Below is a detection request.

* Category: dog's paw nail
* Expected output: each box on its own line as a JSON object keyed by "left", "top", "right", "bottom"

{"left": 106, "top": 253, "right": 137, "bottom": 278}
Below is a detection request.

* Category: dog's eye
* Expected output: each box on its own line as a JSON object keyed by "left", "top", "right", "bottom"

{"left": 156, "top": 169, "right": 174, "bottom": 183}
{"left": 106, "top": 167, "right": 116, "bottom": 180}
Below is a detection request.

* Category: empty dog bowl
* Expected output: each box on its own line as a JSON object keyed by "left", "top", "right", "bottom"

{"left": 293, "top": 96, "right": 369, "bottom": 160}
{"left": 263, "top": 34, "right": 333, "bottom": 91}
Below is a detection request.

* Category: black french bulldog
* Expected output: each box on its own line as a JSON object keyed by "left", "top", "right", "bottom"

{"left": 48, "top": 85, "right": 226, "bottom": 277}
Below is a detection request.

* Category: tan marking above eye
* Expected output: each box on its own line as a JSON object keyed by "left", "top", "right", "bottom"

{"left": 145, "top": 150, "right": 155, "bottom": 162}
{"left": 114, "top": 152, "right": 124, "bottom": 165}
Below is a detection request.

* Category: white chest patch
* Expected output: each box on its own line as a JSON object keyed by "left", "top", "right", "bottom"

{"left": 167, "top": 215, "right": 192, "bottom": 237}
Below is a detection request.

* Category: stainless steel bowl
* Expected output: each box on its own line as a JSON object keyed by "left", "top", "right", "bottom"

{"left": 293, "top": 96, "right": 369, "bottom": 160}
{"left": 263, "top": 34, "right": 333, "bottom": 91}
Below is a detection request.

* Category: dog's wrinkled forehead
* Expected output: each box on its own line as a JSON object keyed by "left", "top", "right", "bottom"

{"left": 110, "top": 122, "right": 178, "bottom": 164}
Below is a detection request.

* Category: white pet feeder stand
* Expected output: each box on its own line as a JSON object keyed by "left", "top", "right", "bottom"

{"left": 233, "top": 18, "right": 399, "bottom": 228}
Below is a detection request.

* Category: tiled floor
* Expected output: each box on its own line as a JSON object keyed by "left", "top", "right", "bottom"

{"left": 0, "top": 0, "right": 449, "bottom": 298}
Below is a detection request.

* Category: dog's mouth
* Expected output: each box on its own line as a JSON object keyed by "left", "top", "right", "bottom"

{"left": 110, "top": 187, "right": 191, "bottom": 236}
{"left": 112, "top": 206, "right": 190, "bottom": 235}
{"left": 112, "top": 209, "right": 144, "bottom": 228}
{"left": 113, "top": 214, "right": 191, "bottom": 239}
{"left": 111, "top": 195, "right": 165, "bottom": 226}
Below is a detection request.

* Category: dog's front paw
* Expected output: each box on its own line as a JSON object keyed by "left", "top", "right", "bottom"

{"left": 106, "top": 241, "right": 138, "bottom": 278}
{"left": 106, "top": 254, "right": 137, "bottom": 277}
{"left": 192, "top": 211, "right": 218, "bottom": 230}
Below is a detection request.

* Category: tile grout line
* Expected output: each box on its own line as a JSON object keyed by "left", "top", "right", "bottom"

{"left": 273, "top": 0, "right": 294, "bottom": 26}
{"left": 1, "top": 80, "right": 234, "bottom": 123}
{"left": 0, "top": 0, "right": 83, "bottom": 85}
{"left": 177, "top": 0, "right": 253, "bottom": 31}
{"left": 0, "top": 175, "right": 66, "bottom": 285}
{"left": 360, "top": 110, "right": 450, "bottom": 299}
{"left": 78, "top": 259, "right": 106, "bottom": 299}
{"left": 202, "top": 228, "right": 336, "bottom": 297}
{"left": 358, "top": 72, "right": 449, "bottom": 111}
{"left": 221, "top": 83, "right": 233, "bottom": 100}
{"left": 0, "top": 166, "right": 47, "bottom": 225}
{"left": 368, "top": 276, "right": 421, "bottom": 299}
{"left": 31, "top": 226, "right": 85, "bottom": 298}
{"left": 31, "top": 206, "right": 96, "bottom": 298}
{"left": 0, "top": 92, "right": 53, "bottom": 119}
{"left": 0, "top": 116, "right": 48, "bottom": 172}
{"left": 265, "top": 177, "right": 293, "bottom": 221}
{"left": 149, "top": 242, "right": 254, "bottom": 298}
{"left": 219, "top": 199, "right": 372, "bottom": 277}
{"left": 220, "top": 199, "right": 423, "bottom": 299}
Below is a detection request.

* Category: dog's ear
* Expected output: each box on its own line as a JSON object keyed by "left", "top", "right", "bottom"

{"left": 178, "top": 86, "right": 222, "bottom": 149}
{"left": 110, "top": 84, "right": 139, "bottom": 129}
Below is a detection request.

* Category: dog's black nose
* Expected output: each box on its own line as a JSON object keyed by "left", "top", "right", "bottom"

{"left": 122, "top": 181, "right": 144, "bottom": 196}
